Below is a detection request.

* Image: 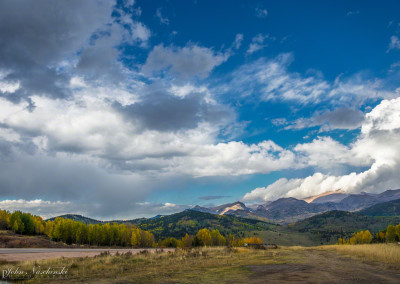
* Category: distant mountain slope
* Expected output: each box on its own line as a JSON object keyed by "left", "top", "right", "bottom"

{"left": 311, "top": 193, "right": 349, "bottom": 204}
{"left": 134, "top": 210, "right": 277, "bottom": 239}
{"left": 303, "top": 189, "right": 345, "bottom": 203}
{"left": 290, "top": 210, "right": 400, "bottom": 244}
{"left": 374, "top": 189, "right": 400, "bottom": 203}
{"left": 191, "top": 205, "right": 216, "bottom": 214}
{"left": 359, "top": 199, "right": 400, "bottom": 216}
{"left": 47, "top": 214, "right": 103, "bottom": 224}
{"left": 336, "top": 193, "right": 376, "bottom": 211}
{"left": 252, "top": 189, "right": 400, "bottom": 223}
{"left": 192, "top": 201, "right": 252, "bottom": 216}
{"left": 210, "top": 201, "right": 250, "bottom": 215}
{"left": 254, "top": 197, "right": 338, "bottom": 223}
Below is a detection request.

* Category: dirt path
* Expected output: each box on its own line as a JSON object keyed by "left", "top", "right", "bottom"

{"left": 0, "top": 248, "right": 173, "bottom": 262}
{"left": 248, "top": 249, "right": 400, "bottom": 283}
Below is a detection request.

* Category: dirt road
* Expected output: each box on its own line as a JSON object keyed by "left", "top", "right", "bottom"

{"left": 0, "top": 248, "right": 172, "bottom": 262}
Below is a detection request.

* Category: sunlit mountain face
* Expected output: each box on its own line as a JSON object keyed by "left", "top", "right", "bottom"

{"left": 0, "top": 0, "right": 400, "bottom": 220}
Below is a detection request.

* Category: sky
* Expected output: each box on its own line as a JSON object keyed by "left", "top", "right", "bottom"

{"left": 1, "top": 0, "right": 400, "bottom": 219}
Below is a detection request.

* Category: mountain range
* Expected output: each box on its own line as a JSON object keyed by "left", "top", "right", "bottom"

{"left": 191, "top": 189, "right": 400, "bottom": 223}
{"left": 49, "top": 189, "right": 400, "bottom": 226}
{"left": 46, "top": 189, "right": 400, "bottom": 246}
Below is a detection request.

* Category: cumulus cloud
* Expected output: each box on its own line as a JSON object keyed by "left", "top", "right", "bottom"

{"left": 0, "top": 86, "right": 295, "bottom": 178}
{"left": 2, "top": 1, "right": 399, "bottom": 220}
{"left": 0, "top": 0, "right": 115, "bottom": 101}
{"left": 0, "top": 0, "right": 152, "bottom": 101}
{"left": 114, "top": 85, "right": 235, "bottom": 132}
{"left": 294, "top": 136, "right": 370, "bottom": 169}
{"left": 142, "top": 44, "right": 230, "bottom": 79}
{"left": 244, "top": 97, "right": 400, "bottom": 202}
{"left": 174, "top": 140, "right": 297, "bottom": 177}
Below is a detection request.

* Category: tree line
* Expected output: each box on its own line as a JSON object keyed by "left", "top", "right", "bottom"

{"left": 0, "top": 209, "right": 261, "bottom": 248}
{"left": 158, "top": 228, "right": 262, "bottom": 248}
{"left": 338, "top": 223, "right": 400, "bottom": 245}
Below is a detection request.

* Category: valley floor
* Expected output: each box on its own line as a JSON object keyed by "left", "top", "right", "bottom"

{"left": 1, "top": 245, "right": 399, "bottom": 283}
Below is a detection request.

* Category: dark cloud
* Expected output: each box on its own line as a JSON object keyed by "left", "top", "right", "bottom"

{"left": 0, "top": 150, "right": 151, "bottom": 217}
{"left": 0, "top": 0, "right": 114, "bottom": 100}
{"left": 284, "top": 108, "right": 365, "bottom": 131}
{"left": 198, "top": 195, "right": 231, "bottom": 200}
{"left": 315, "top": 108, "right": 365, "bottom": 130}
{"left": 76, "top": 35, "right": 124, "bottom": 83}
{"left": 114, "top": 88, "right": 235, "bottom": 132}
{"left": 142, "top": 44, "right": 229, "bottom": 80}
{"left": 5, "top": 66, "right": 71, "bottom": 101}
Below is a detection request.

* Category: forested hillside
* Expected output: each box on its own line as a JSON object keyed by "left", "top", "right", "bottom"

{"left": 134, "top": 210, "right": 278, "bottom": 239}
{"left": 290, "top": 210, "right": 400, "bottom": 244}
{"left": 359, "top": 199, "right": 400, "bottom": 217}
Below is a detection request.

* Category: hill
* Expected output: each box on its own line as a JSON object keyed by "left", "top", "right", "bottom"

{"left": 133, "top": 210, "right": 278, "bottom": 239}
{"left": 47, "top": 214, "right": 103, "bottom": 224}
{"left": 289, "top": 210, "right": 400, "bottom": 244}
{"left": 359, "top": 199, "right": 400, "bottom": 217}
{"left": 0, "top": 230, "right": 85, "bottom": 248}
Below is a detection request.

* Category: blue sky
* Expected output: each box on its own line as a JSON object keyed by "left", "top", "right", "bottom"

{"left": 0, "top": 0, "right": 400, "bottom": 219}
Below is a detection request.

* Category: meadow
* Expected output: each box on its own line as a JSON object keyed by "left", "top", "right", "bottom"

{"left": 1, "top": 245, "right": 399, "bottom": 283}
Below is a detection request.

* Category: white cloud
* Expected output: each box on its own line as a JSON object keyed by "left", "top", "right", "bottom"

{"left": 387, "top": 36, "right": 400, "bottom": 52}
{"left": 228, "top": 53, "right": 394, "bottom": 105}
{"left": 175, "top": 140, "right": 297, "bottom": 177}
{"left": 244, "top": 97, "right": 400, "bottom": 202}
{"left": 234, "top": 34, "right": 243, "bottom": 49}
{"left": 169, "top": 83, "right": 212, "bottom": 100}
{"left": 246, "top": 34, "right": 269, "bottom": 54}
{"left": 244, "top": 173, "right": 342, "bottom": 201}
{"left": 255, "top": 8, "right": 268, "bottom": 18}
{"left": 2, "top": 1, "right": 399, "bottom": 219}
{"left": 0, "top": 71, "right": 20, "bottom": 93}
{"left": 0, "top": 92, "right": 297, "bottom": 177}
{"left": 294, "top": 136, "right": 370, "bottom": 169}
{"left": 346, "top": 10, "right": 360, "bottom": 16}
{"left": 156, "top": 8, "right": 169, "bottom": 25}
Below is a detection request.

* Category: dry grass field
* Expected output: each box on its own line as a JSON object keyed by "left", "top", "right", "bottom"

{"left": 1, "top": 245, "right": 399, "bottom": 283}
{"left": 320, "top": 243, "right": 400, "bottom": 266}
